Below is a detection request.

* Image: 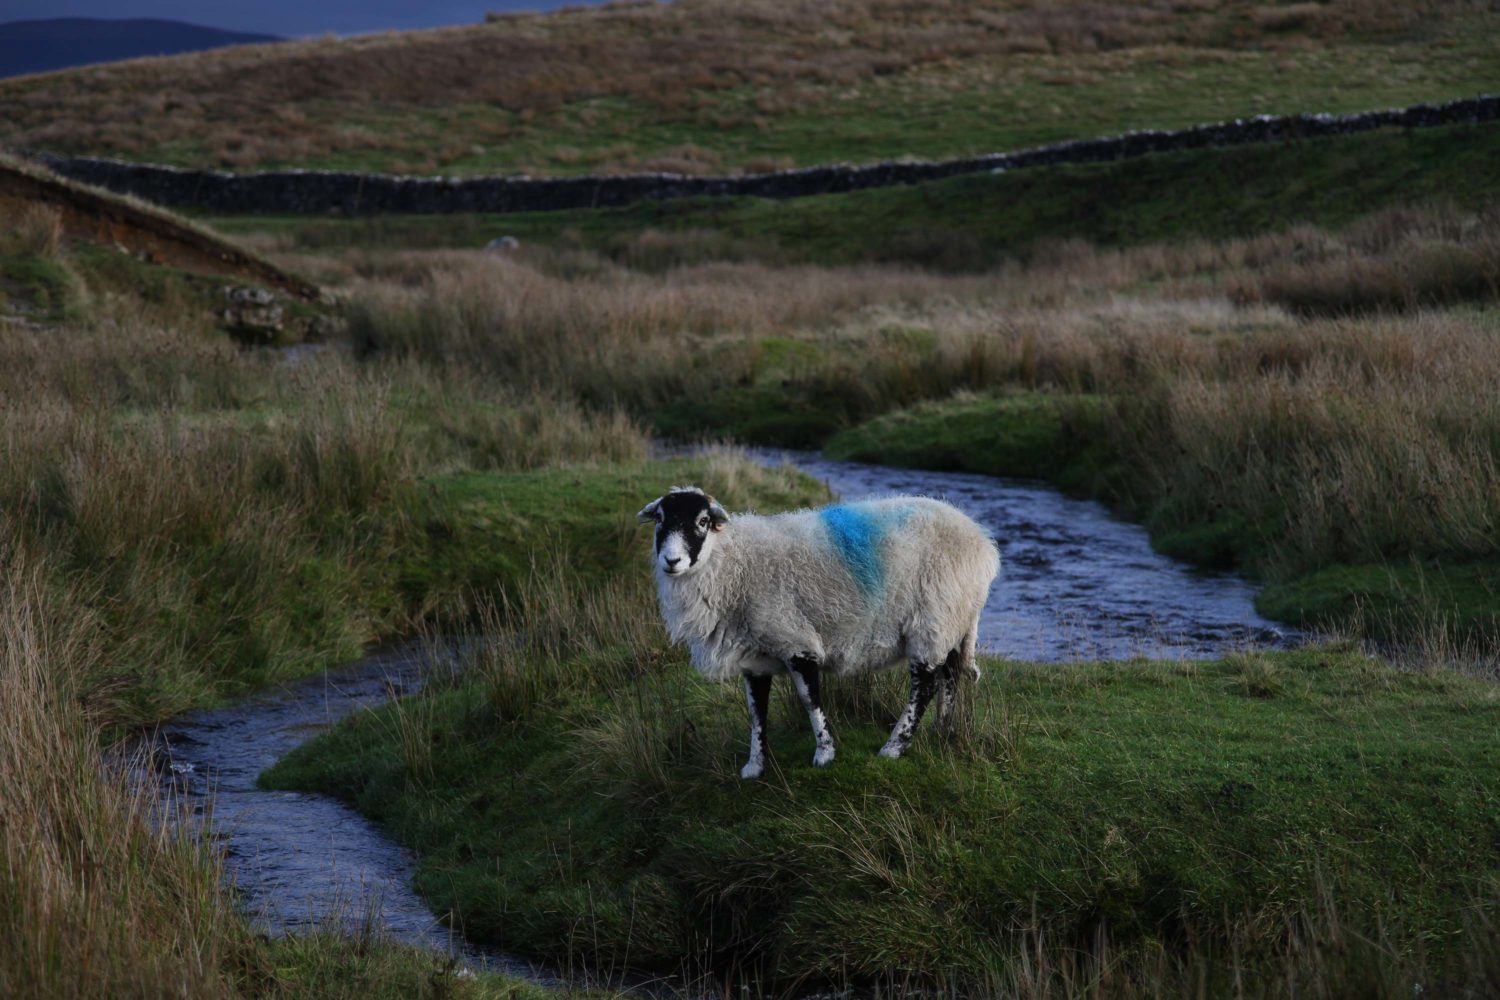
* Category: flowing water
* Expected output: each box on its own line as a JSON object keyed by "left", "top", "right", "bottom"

{"left": 141, "top": 642, "right": 549, "bottom": 980}
{"left": 143, "top": 454, "right": 1294, "bottom": 975}
{"left": 763, "top": 451, "right": 1294, "bottom": 661}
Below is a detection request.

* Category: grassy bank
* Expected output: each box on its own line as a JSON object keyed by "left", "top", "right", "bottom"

{"left": 212, "top": 120, "right": 1500, "bottom": 269}
{"left": 824, "top": 377, "right": 1500, "bottom": 652}
{"left": 263, "top": 554, "right": 1500, "bottom": 993}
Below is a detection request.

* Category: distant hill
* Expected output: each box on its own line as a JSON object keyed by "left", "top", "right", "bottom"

{"left": 0, "top": 2, "right": 1496, "bottom": 175}
{"left": 0, "top": 18, "right": 279, "bottom": 78}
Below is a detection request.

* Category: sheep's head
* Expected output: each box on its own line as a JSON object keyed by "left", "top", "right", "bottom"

{"left": 637, "top": 486, "right": 728, "bottom": 578}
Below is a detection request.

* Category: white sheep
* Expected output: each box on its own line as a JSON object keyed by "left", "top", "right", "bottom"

{"left": 637, "top": 486, "right": 1000, "bottom": 778}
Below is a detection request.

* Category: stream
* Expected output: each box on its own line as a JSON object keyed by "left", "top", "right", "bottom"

{"left": 142, "top": 642, "right": 547, "bottom": 979}
{"left": 143, "top": 453, "right": 1295, "bottom": 977}
{"left": 765, "top": 451, "right": 1292, "bottom": 661}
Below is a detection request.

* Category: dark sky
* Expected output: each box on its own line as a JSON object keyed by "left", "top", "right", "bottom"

{"left": 0, "top": 2, "right": 612, "bottom": 38}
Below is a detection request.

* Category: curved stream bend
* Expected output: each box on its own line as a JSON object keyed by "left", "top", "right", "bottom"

{"left": 763, "top": 451, "right": 1294, "bottom": 661}
{"left": 142, "top": 642, "right": 547, "bottom": 979}
{"left": 145, "top": 455, "right": 1293, "bottom": 970}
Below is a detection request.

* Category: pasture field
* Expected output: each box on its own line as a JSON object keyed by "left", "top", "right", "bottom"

{"left": 2, "top": 0, "right": 1497, "bottom": 174}
{"left": 210, "top": 120, "right": 1500, "bottom": 267}
{"left": 5, "top": 8, "right": 1500, "bottom": 991}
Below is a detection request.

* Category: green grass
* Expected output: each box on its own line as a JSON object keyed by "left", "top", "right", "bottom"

{"left": 204, "top": 39, "right": 1498, "bottom": 178}
{"left": 0, "top": 253, "right": 84, "bottom": 321}
{"left": 100, "top": 455, "right": 822, "bottom": 724}
{"left": 398, "top": 459, "right": 829, "bottom": 619}
{"left": 1259, "top": 560, "right": 1500, "bottom": 646}
{"left": 262, "top": 645, "right": 1500, "bottom": 989}
{"left": 213, "top": 121, "right": 1500, "bottom": 268}
{"left": 825, "top": 391, "right": 1113, "bottom": 491}
{"left": 258, "top": 38, "right": 1499, "bottom": 178}
{"left": 260, "top": 933, "right": 581, "bottom": 999}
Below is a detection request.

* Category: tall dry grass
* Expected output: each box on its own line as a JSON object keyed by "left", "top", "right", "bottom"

{"left": 0, "top": 281, "right": 651, "bottom": 724}
{"left": 0, "top": 250, "right": 658, "bottom": 994}
{"left": 340, "top": 205, "right": 1500, "bottom": 587}
{"left": 0, "top": 544, "right": 256, "bottom": 999}
{"left": 1117, "top": 329, "right": 1500, "bottom": 576}
{"left": 1245, "top": 205, "right": 1500, "bottom": 316}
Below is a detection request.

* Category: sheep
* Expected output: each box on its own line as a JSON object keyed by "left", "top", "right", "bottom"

{"left": 637, "top": 485, "right": 1000, "bottom": 778}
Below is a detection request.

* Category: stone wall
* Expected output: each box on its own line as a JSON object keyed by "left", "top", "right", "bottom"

{"left": 28, "top": 94, "right": 1500, "bottom": 216}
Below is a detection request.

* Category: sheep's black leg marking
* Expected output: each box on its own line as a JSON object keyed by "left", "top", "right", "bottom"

{"left": 880, "top": 659, "right": 939, "bottom": 759}
{"left": 741, "top": 673, "right": 773, "bottom": 780}
{"left": 935, "top": 648, "right": 962, "bottom": 737}
{"left": 787, "top": 654, "right": 837, "bottom": 768}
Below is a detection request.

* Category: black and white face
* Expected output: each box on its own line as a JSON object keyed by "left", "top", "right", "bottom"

{"left": 637, "top": 488, "right": 728, "bottom": 578}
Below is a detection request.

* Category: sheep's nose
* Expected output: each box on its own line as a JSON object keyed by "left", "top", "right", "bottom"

{"left": 664, "top": 556, "right": 682, "bottom": 570}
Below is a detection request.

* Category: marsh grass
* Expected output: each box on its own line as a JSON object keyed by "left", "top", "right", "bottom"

{"left": 340, "top": 208, "right": 1500, "bottom": 613}
{"left": 0, "top": 250, "right": 674, "bottom": 721}
{"left": 1251, "top": 206, "right": 1500, "bottom": 316}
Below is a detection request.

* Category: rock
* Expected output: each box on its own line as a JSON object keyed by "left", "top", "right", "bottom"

{"left": 219, "top": 284, "right": 284, "bottom": 342}
{"left": 221, "top": 285, "right": 276, "bottom": 306}
{"left": 485, "top": 235, "right": 520, "bottom": 252}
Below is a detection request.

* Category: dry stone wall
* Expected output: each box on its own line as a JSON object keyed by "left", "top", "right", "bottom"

{"left": 27, "top": 94, "right": 1500, "bottom": 216}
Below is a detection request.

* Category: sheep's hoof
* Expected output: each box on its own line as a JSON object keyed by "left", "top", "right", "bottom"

{"left": 813, "top": 744, "right": 836, "bottom": 768}
{"left": 878, "top": 741, "right": 906, "bottom": 759}
{"left": 740, "top": 761, "right": 765, "bottom": 780}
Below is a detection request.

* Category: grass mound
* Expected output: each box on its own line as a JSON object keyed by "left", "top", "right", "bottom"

{"left": 825, "top": 391, "right": 1111, "bottom": 489}
{"left": 264, "top": 639, "right": 1500, "bottom": 991}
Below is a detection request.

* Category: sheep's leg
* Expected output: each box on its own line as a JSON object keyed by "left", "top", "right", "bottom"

{"left": 787, "top": 654, "right": 836, "bottom": 768}
{"left": 879, "top": 659, "right": 939, "bottom": 759}
{"left": 934, "top": 648, "right": 962, "bottom": 738}
{"left": 741, "top": 673, "right": 773, "bottom": 780}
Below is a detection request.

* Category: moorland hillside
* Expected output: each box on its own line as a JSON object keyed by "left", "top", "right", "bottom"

{"left": 2, "top": 0, "right": 1496, "bottom": 175}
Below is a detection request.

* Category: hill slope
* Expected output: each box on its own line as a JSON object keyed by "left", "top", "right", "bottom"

{"left": 0, "top": 18, "right": 279, "bottom": 79}
{"left": 1, "top": 0, "right": 1495, "bottom": 175}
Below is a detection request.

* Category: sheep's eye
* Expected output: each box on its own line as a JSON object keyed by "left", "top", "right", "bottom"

{"left": 696, "top": 515, "right": 708, "bottom": 529}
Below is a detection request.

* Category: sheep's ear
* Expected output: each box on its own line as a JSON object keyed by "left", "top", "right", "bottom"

{"left": 636, "top": 497, "right": 662, "bottom": 524}
{"left": 706, "top": 496, "right": 729, "bottom": 531}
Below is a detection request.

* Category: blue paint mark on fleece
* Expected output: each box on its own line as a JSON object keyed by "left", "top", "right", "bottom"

{"left": 820, "top": 504, "right": 890, "bottom": 596}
